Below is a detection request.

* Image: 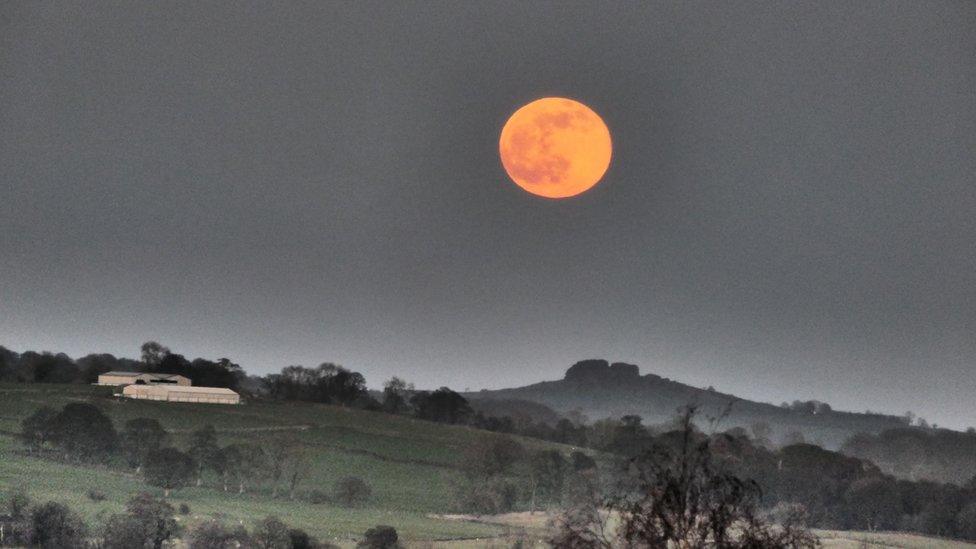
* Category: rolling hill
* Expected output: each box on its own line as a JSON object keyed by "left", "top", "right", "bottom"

{"left": 466, "top": 359, "right": 909, "bottom": 449}
{"left": 0, "top": 381, "right": 970, "bottom": 547}
{"left": 0, "top": 382, "right": 574, "bottom": 545}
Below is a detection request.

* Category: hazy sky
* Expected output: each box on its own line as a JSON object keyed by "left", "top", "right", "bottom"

{"left": 2, "top": 2, "right": 974, "bottom": 428}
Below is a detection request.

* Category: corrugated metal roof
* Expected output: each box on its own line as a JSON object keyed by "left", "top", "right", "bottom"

{"left": 102, "top": 371, "right": 186, "bottom": 379}
{"left": 123, "top": 385, "right": 238, "bottom": 395}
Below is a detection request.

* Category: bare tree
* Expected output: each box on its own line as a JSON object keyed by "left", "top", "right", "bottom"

{"left": 187, "top": 425, "right": 220, "bottom": 487}
{"left": 143, "top": 448, "right": 195, "bottom": 497}
{"left": 122, "top": 418, "right": 169, "bottom": 473}
{"left": 528, "top": 449, "right": 567, "bottom": 511}
{"left": 334, "top": 476, "right": 372, "bottom": 507}
{"left": 259, "top": 436, "right": 309, "bottom": 499}
{"left": 548, "top": 470, "right": 614, "bottom": 549}
{"left": 20, "top": 406, "right": 57, "bottom": 455}
{"left": 281, "top": 442, "right": 312, "bottom": 500}
{"left": 550, "top": 408, "right": 818, "bottom": 548}
{"left": 222, "top": 443, "right": 266, "bottom": 494}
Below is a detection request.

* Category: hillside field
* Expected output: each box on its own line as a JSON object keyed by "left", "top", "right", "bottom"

{"left": 1, "top": 383, "right": 971, "bottom": 548}
{"left": 0, "top": 383, "right": 573, "bottom": 545}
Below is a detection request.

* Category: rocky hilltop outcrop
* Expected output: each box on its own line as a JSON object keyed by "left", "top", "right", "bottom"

{"left": 563, "top": 359, "right": 640, "bottom": 382}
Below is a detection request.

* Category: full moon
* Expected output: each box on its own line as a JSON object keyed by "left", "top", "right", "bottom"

{"left": 499, "top": 97, "right": 612, "bottom": 199}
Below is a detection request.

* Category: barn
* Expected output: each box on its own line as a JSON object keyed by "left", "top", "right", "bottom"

{"left": 121, "top": 384, "right": 240, "bottom": 405}
{"left": 97, "top": 371, "right": 191, "bottom": 387}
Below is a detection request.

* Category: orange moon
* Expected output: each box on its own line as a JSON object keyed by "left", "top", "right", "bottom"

{"left": 499, "top": 97, "right": 612, "bottom": 199}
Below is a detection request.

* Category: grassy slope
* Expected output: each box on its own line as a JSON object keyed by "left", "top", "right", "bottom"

{"left": 0, "top": 383, "right": 573, "bottom": 544}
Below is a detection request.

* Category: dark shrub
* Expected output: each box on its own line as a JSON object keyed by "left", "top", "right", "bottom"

{"left": 30, "top": 501, "right": 87, "bottom": 549}
{"left": 101, "top": 514, "right": 145, "bottom": 549}
{"left": 252, "top": 516, "right": 290, "bottom": 548}
{"left": 187, "top": 425, "right": 220, "bottom": 487}
{"left": 1, "top": 489, "right": 32, "bottom": 545}
{"left": 121, "top": 417, "right": 169, "bottom": 471}
{"left": 191, "top": 520, "right": 251, "bottom": 549}
{"left": 20, "top": 406, "right": 57, "bottom": 454}
{"left": 289, "top": 527, "right": 325, "bottom": 549}
{"left": 47, "top": 403, "right": 119, "bottom": 462}
{"left": 844, "top": 477, "right": 902, "bottom": 531}
{"left": 333, "top": 476, "right": 371, "bottom": 508}
{"left": 179, "top": 502, "right": 191, "bottom": 515}
{"left": 125, "top": 493, "right": 180, "bottom": 548}
{"left": 143, "top": 447, "right": 196, "bottom": 496}
{"left": 957, "top": 502, "right": 976, "bottom": 541}
{"left": 1, "top": 519, "right": 32, "bottom": 546}
{"left": 357, "top": 525, "right": 399, "bottom": 549}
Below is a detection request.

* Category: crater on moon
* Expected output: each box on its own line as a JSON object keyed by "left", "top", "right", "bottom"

{"left": 499, "top": 97, "right": 612, "bottom": 199}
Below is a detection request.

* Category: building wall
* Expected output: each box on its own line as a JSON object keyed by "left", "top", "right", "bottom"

{"left": 98, "top": 374, "right": 139, "bottom": 386}
{"left": 121, "top": 385, "right": 240, "bottom": 405}
{"left": 165, "top": 391, "right": 240, "bottom": 404}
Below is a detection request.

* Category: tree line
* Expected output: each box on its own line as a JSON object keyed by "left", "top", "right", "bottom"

{"left": 261, "top": 365, "right": 487, "bottom": 426}
{"left": 842, "top": 426, "right": 976, "bottom": 485}
{"left": 7, "top": 342, "right": 976, "bottom": 542}
{"left": 560, "top": 409, "right": 976, "bottom": 542}
{"left": 0, "top": 488, "right": 401, "bottom": 548}
{"left": 424, "top": 403, "right": 976, "bottom": 543}
{"left": 445, "top": 407, "right": 976, "bottom": 543}
{"left": 0, "top": 343, "right": 246, "bottom": 391}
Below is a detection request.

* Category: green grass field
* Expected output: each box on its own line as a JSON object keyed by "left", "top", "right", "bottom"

{"left": 0, "top": 383, "right": 572, "bottom": 545}
{"left": 2, "top": 384, "right": 972, "bottom": 548}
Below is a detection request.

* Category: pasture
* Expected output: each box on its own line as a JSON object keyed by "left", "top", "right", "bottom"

{"left": 0, "top": 382, "right": 565, "bottom": 543}
{"left": 1, "top": 383, "right": 972, "bottom": 548}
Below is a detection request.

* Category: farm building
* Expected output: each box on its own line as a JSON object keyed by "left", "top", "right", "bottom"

{"left": 122, "top": 384, "right": 240, "bottom": 405}
{"left": 97, "top": 371, "right": 191, "bottom": 387}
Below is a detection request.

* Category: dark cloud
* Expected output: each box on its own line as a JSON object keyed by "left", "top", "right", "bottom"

{"left": 1, "top": 2, "right": 974, "bottom": 427}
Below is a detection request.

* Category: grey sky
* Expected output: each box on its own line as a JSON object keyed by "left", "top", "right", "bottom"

{"left": 2, "top": 2, "right": 974, "bottom": 428}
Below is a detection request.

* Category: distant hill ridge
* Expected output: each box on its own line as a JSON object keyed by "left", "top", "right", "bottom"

{"left": 467, "top": 359, "right": 909, "bottom": 449}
